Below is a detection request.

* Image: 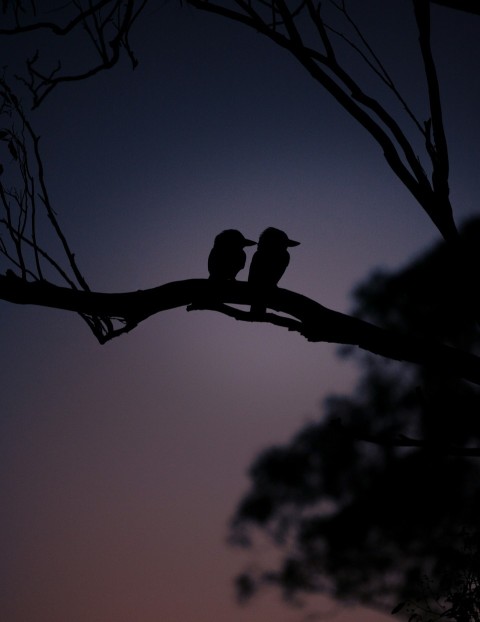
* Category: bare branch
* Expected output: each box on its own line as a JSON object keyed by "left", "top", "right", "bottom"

{"left": 0, "top": 77, "right": 90, "bottom": 289}
{"left": 0, "top": 1, "right": 114, "bottom": 35}
{"left": 326, "top": 1, "right": 426, "bottom": 136}
{"left": 2, "top": 274, "right": 480, "bottom": 386}
{"left": 413, "top": 0, "right": 450, "bottom": 200}
{"left": 1, "top": 1, "right": 148, "bottom": 107}
{"left": 187, "top": 300, "right": 305, "bottom": 333}
{"left": 186, "top": 0, "right": 458, "bottom": 241}
{"left": 431, "top": 0, "right": 480, "bottom": 16}
{"left": 305, "top": 0, "right": 336, "bottom": 59}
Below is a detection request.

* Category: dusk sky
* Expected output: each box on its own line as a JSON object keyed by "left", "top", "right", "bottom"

{"left": 1, "top": 2, "right": 480, "bottom": 621}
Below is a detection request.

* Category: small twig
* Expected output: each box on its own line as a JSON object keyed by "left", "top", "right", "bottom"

{"left": 187, "top": 300, "right": 305, "bottom": 334}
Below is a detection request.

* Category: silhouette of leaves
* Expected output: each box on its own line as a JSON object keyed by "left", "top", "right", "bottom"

{"left": 229, "top": 218, "right": 480, "bottom": 612}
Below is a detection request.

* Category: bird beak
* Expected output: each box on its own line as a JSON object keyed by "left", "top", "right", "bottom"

{"left": 244, "top": 239, "right": 257, "bottom": 246}
{"left": 287, "top": 239, "right": 300, "bottom": 247}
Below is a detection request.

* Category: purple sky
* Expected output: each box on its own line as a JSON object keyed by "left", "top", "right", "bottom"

{"left": 1, "top": 2, "right": 480, "bottom": 621}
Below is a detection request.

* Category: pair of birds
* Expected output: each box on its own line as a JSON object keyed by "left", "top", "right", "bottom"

{"left": 208, "top": 227, "right": 300, "bottom": 314}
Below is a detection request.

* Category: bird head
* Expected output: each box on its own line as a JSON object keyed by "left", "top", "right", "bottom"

{"left": 214, "top": 229, "right": 256, "bottom": 248}
{"left": 258, "top": 227, "right": 300, "bottom": 249}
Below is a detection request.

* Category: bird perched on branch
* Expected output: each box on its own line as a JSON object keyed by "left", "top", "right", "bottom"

{"left": 208, "top": 229, "right": 256, "bottom": 281}
{"left": 248, "top": 227, "right": 300, "bottom": 315}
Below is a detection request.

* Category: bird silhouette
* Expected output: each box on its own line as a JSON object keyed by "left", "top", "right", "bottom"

{"left": 248, "top": 227, "right": 300, "bottom": 315}
{"left": 208, "top": 229, "right": 256, "bottom": 280}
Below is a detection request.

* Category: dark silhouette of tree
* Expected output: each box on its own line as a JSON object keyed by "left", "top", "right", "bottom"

{"left": 0, "top": 1, "right": 479, "bottom": 616}
{"left": 228, "top": 218, "right": 480, "bottom": 613}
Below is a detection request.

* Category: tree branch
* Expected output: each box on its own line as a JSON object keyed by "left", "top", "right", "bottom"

{"left": 339, "top": 426, "right": 480, "bottom": 457}
{"left": 430, "top": 0, "right": 480, "bottom": 16}
{"left": 2, "top": 273, "right": 480, "bottom": 385}
{"left": 0, "top": 78, "right": 91, "bottom": 290}
{"left": 2, "top": 0, "right": 147, "bottom": 108}
{"left": 414, "top": 0, "right": 451, "bottom": 210}
{"left": 185, "top": 0, "right": 458, "bottom": 241}
{"left": 0, "top": 1, "right": 113, "bottom": 35}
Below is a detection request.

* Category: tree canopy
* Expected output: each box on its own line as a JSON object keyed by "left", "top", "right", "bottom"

{"left": 229, "top": 218, "right": 480, "bottom": 612}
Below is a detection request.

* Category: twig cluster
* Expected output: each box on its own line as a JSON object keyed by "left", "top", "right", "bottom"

{"left": 1, "top": 0, "right": 147, "bottom": 107}
{"left": 0, "top": 1, "right": 149, "bottom": 340}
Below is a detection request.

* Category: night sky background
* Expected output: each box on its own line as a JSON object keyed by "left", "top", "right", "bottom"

{"left": 1, "top": 1, "right": 480, "bottom": 621}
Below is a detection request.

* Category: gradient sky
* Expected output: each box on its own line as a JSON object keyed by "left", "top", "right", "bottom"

{"left": 1, "top": 2, "right": 480, "bottom": 621}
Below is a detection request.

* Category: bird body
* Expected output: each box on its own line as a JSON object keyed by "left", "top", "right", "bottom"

{"left": 248, "top": 227, "right": 300, "bottom": 314}
{"left": 208, "top": 229, "right": 256, "bottom": 280}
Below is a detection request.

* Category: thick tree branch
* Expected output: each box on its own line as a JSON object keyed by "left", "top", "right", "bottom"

{"left": 336, "top": 423, "right": 480, "bottom": 457}
{"left": 2, "top": 273, "right": 480, "bottom": 385}
{"left": 372, "top": 434, "right": 480, "bottom": 457}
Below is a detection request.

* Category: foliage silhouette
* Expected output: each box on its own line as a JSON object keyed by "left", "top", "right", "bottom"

{"left": 392, "top": 530, "right": 480, "bottom": 621}
{"left": 229, "top": 218, "right": 480, "bottom": 612}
